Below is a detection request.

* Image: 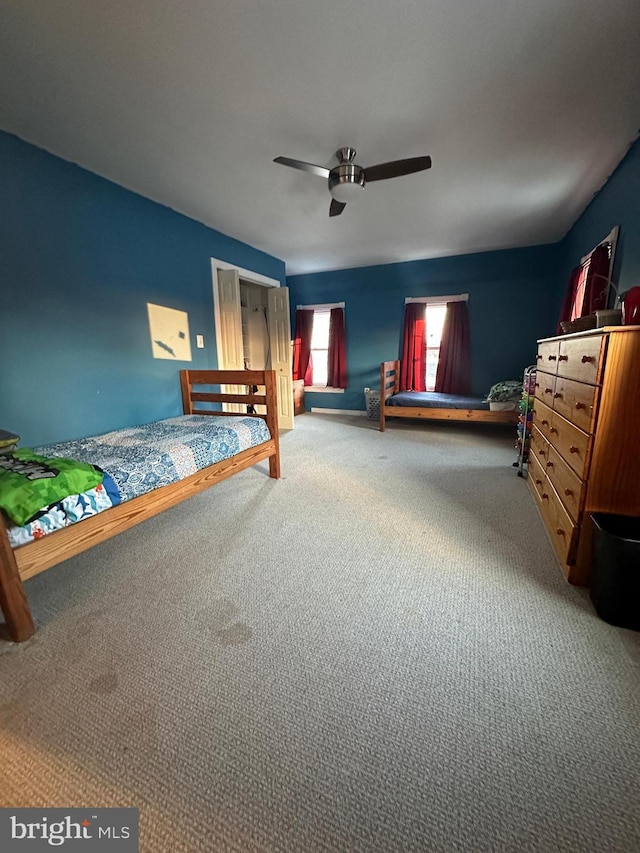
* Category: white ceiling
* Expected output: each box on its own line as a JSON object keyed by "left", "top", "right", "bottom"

{"left": 1, "top": 1, "right": 639, "bottom": 275}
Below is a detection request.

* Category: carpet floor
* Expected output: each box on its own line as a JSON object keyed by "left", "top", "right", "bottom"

{"left": 1, "top": 414, "right": 639, "bottom": 852}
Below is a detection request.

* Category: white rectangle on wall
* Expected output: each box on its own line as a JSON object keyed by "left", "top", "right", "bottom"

{"left": 147, "top": 303, "right": 192, "bottom": 361}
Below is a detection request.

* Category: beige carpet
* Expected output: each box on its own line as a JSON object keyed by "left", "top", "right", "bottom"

{"left": 1, "top": 414, "right": 639, "bottom": 852}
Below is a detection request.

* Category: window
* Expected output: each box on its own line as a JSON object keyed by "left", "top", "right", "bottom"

{"left": 293, "top": 303, "right": 347, "bottom": 391}
{"left": 424, "top": 303, "right": 447, "bottom": 391}
{"left": 310, "top": 309, "right": 331, "bottom": 386}
{"left": 557, "top": 227, "right": 618, "bottom": 332}
{"left": 404, "top": 295, "right": 467, "bottom": 392}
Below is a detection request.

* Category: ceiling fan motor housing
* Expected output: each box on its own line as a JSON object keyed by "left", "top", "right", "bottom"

{"left": 328, "top": 162, "right": 366, "bottom": 203}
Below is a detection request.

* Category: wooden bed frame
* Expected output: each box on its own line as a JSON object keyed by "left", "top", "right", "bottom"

{"left": 0, "top": 369, "right": 280, "bottom": 643}
{"left": 379, "top": 360, "right": 520, "bottom": 432}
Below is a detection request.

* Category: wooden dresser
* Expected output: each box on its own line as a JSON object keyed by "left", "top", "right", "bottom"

{"left": 293, "top": 379, "right": 305, "bottom": 416}
{"left": 528, "top": 326, "right": 640, "bottom": 585}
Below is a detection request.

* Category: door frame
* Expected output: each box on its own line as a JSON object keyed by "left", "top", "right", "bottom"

{"left": 211, "top": 257, "right": 281, "bottom": 374}
{"left": 210, "top": 258, "right": 295, "bottom": 427}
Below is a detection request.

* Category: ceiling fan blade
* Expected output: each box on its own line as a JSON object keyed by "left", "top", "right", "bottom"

{"left": 364, "top": 156, "right": 432, "bottom": 183}
{"left": 273, "top": 156, "right": 330, "bottom": 179}
{"left": 329, "top": 199, "right": 346, "bottom": 217}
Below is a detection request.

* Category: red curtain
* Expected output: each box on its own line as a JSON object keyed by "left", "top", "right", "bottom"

{"left": 558, "top": 243, "right": 611, "bottom": 330}
{"left": 557, "top": 266, "right": 582, "bottom": 332}
{"left": 434, "top": 301, "right": 471, "bottom": 395}
{"left": 327, "top": 308, "right": 347, "bottom": 388}
{"left": 399, "top": 303, "right": 426, "bottom": 391}
{"left": 292, "top": 309, "right": 314, "bottom": 385}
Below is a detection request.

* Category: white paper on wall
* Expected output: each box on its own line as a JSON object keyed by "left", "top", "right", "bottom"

{"left": 147, "top": 303, "right": 192, "bottom": 361}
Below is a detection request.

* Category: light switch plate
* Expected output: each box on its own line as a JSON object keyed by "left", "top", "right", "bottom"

{"left": 196, "top": 335, "right": 204, "bottom": 348}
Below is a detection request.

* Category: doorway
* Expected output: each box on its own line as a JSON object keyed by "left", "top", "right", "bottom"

{"left": 211, "top": 259, "right": 294, "bottom": 430}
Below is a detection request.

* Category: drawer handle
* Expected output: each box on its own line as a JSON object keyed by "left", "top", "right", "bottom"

{"left": 548, "top": 355, "right": 557, "bottom": 361}
{"left": 535, "top": 479, "right": 542, "bottom": 486}
{"left": 575, "top": 402, "right": 585, "bottom": 410}
{"left": 553, "top": 392, "right": 562, "bottom": 399}
{"left": 564, "top": 488, "right": 573, "bottom": 496}
{"left": 542, "top": 493, "right": 549, "bottom": 500}
{"left": 538, "top": 449, "right": 546, "bottom": 456}
{"left": 550, "top": 427, "right": 558, "bottom": 434}
{"left": 558, "top": 355, "right": 568, "bottom": 362}
{"left": 544, "top": 388, "right": 553, "bottom": 394}
{"left": 581, "top": 355, "right": 595, "bottom": 364}
{"left": 556, "top": 527, "right": 565, "bottom": 536}
{"left": 541, "top": 419, "right": 549, "bottom": 425}
{"left": 535, "top": 382, "right": 540, "bottom": 388}
{"left": 569, "top": 445, "right": 579, "bottom": 454}
{"left": 546, "top": 461, "right": 554, "bottom": 468}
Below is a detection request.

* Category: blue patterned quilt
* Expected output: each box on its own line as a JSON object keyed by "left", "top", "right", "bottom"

{"left": 8, "top": 415, "right": 271, "bottom": 548}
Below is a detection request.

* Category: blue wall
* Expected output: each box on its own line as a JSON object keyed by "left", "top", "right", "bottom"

{"left": 559, "top": 138, "right": 640, "bottom": 301}
{"left": 288, "top": 137, "right": 640, "bottom": 414}
{"left": 287, "top": 244, "right": 562, "bottom": 411}
{"left": 0, "top": 132, "right": 285, "bottom": 447}
{"left": 3, "top": 129, "right": 636, "bottom": 438}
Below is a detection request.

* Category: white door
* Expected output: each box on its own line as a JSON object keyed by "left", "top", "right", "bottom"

{"left": 214, "top": 268, "right": 245, "bottom": 413}
{"left": 268, "top": 286, "right": 294, "bottom": 430}
{"left": 212, "top": 264, "right": 294, "bottom": 429}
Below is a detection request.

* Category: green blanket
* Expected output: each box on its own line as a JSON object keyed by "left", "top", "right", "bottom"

{"left": 0, "top": 449, "right": 103, "bottom": 526}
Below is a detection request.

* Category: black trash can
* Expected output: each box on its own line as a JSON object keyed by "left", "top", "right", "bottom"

{"left": 591, "top": 513, "right": 640, "bottom": 630}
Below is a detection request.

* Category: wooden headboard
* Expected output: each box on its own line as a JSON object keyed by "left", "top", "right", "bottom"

{"left": 380, "top": 361, "right": 400, "bottom": 403}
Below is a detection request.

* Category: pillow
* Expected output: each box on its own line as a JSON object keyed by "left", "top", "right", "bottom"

{"left": 0, "top": 449, "right": 103, "bottom": 526}
{"left": 0, "top": 429, "right": 20, "bottom": 449}
{"left": 484, "top": 380, "right": 522, "bottom": 403}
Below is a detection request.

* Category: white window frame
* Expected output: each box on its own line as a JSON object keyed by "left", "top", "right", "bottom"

{"left": 404, "top": 294, "right": 469, "bottom": 304}
{"left": 296, "top": 301, "right": 346, "bottom": 393}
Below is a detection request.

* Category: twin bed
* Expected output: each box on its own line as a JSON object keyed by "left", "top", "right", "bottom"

{"left": 0, "top": 369, "right": 280, "bottom": 643}
{"left": 1, "top": 362, "right": 520, "bottom": 641}
{"left": 379, "top": 360, "right": 520, "bottom": 431}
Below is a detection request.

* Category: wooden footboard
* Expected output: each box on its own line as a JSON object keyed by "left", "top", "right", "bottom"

{"left": 378, "top": 360, "right": 519, "bottom": 431}
{"left": 379, "top": 361, "right": 401, "bottom": 432}
{"left": 0, "top": 369, "right": 280, "bottom": 642}
{"left": 181, "top": 368, "right": 280, "bottom": 478}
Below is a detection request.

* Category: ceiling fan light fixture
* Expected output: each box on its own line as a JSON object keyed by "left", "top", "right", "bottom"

{"left": 328, "top": 163, "right": 365, "bottom": 204}
{"left": 329, "top": 179, "right": 365, "bottom": 204}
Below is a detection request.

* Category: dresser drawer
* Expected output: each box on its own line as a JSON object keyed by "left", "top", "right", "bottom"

{"left": 529, "top": 425, "right": 549, "bottom": 466}
{"left": 535, "top": 371, "right": 556, "bottom": 406}
{"left": 557, "top": 335, "right": 603, "bottom": 383}
{"left": 530, "top": 483, "right": 555, "bottom": 547}
{"left": 536, "top": 340, "right": 560, "bottom": 374}
{"left": 549, "top": 410, "right": 591, "bottom": 478}
{"left": 529, "top": 471, "right": 578, "bottom": 568}
{"left": 545, "top": 446, "right": 584, "bottom": 523}
{"left": 528, "top": 452, "right": 548, "bottom": 497}
{"left": 532, "top": 398, "right": 554, "bottom": 442}
{"left": 552, "top": 376, "right": 598, "bottom": 433}
{"left": 546, "top": 479, "right": 578, "bottom": 567}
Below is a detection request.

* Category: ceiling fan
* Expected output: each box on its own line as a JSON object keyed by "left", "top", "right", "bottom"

{"left": 273, "top": 146, "right": 432, "bottom": 217}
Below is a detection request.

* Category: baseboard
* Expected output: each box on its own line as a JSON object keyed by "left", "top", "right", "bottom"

{"left": 310, "top": 408, "right": 367, "bottom": 416}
